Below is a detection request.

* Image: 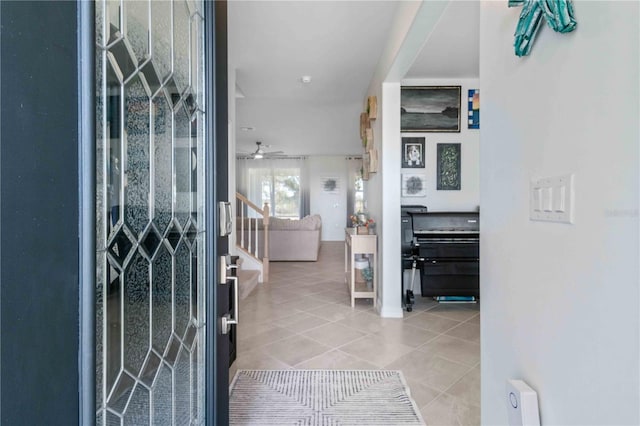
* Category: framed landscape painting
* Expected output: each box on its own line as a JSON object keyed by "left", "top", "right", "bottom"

{"left": 401, "top": 86, "right": 461, "bottom": 133}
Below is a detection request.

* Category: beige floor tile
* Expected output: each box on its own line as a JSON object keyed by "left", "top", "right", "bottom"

{"left": 240, "top": 307, "right": 300, "bottom": 324}
{"left": 237, "top": 319, "right": 275, "bottom": 340}
{"left": 405, "top": 378, "right": 443, "bottom": 409}
{"left": 237, "top": 326, "right": 294, "bottom": 352}
{"left": 445, "top": 322, "right": 480, "bottom": 343}
{"left": 302, "top": 322, "right": 367, "bottom": 348}
{"left": 273, "top": 311, "right": 330, "bottom": 333}
{"left": 313, "top": 290, "right": 351, "bottom": 304}
{"left": 264, "top": 288, "right": 301, "bottom": 304}
{"left": 295, "top": 349, "right": 379, "bottom": 370}
{"left": 418, "top": 335, "right": 480, "bottom": 367}
{"left": 237, "top": 241, "right": 480, "bottom": 422}
{"left": 339, "top": 334, "right": 414, "bottom": 367}
{"left": 411, "top": 297, "right": 440, "bottom": 311}
{"left": 446, "top": 366, "right": 480, "bottom": 408}
{"left": 420, "top": 393, "right": 480, "bottom": 426}
{"left": 231, "top": 348, "right": 292, "bottom": 371}
{"left": 405, "top": 312, "right": 462, "bottom": 334}
{"left": 261, "top": 334, "right": 332, "bottom": 366}
{"left": 275, "top": 296, "right": 330, "bottom": 314}
{"left": 305, "top": 281, "right": 344, "bottom": 293}
{"left": 336, "top": 311, "right": 402, "bottom": 334}
{"left": 306, "top": 303, "right": 356, "bottom": 322}
{"left": 285, "top": 285, "right": 327, "bottom": 297}
{"left": 466, "top": 314, "right": 480, "bottom": 325}
{"left": 427, "top": 305, "right": 480, "bottom": 322}
{"left": 375, "top": 321, "right": 440, "bottom": 348}
{"left": 351, "top": 298, "right": 376, "bottom": 312}
{"left": 385, "top": 352, "right": 469, "bottom": 392}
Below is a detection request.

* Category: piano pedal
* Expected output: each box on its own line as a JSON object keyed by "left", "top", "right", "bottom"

{"left": 405, "top": 289, "right": 415, "bottom": 312}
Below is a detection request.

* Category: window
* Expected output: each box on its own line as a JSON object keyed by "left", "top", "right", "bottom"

{"left": 248, "top": 167, "right": 301, "bottom": 219}
{"left": 354, "top": 175, "right": 365, "bottom": 214}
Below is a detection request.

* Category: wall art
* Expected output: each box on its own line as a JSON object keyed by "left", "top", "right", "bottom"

{"left": 468, "top": 89, "right": 479, "bottom": 129}
{"left": 510, "top": 0, "right": 577, "bottom": 57}
{"left": 367, "top": 96, "right": 377, "bottom": 120}
{"left": 401, "top": 86, "right": 461, "bottom": 132}
{"left": 437, "top": 143, "right": 461, "bottom": 190}
{"left": 362, "top": 156, "right": 370, "bottom": 181}
{"left": 401, "top": 137, "right": 425, "bottom": 168}
{"left": 364, "top": 128, "right": 374, "bottom": 152}
{"left": 360, "top": 112, "right": 369, "bottom": 139}
{"left": 369, "top": 149, "right": 379, "bottom": 173}
{"left": 402, "top": 173, "right": 427, "bottom": 197}
{"left": 321, "top": 177, "right": 340, "bottom": 193}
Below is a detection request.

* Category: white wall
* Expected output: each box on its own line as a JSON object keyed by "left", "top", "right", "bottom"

{"left": 365, "top": 1, "right": 450, "bottom": 318}
{"left": 309, "top": 156, "right": 349, "bottom": 241}
{"left": 400, "top": 78, "right": 480, "bottom": 211}
{"left": 481, "top": 2, "right": 639, "bottom": 424}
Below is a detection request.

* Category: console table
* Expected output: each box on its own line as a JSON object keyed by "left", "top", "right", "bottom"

{"left": 344, "top": 228, "right": 377, "bottom": 308}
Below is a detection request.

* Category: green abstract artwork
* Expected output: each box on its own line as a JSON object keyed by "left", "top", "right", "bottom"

{"left": 509, "top": 0, "right": 577, "bottom": 57}
{"left": 437, "top": 144, "right": 461, "bottom": 191}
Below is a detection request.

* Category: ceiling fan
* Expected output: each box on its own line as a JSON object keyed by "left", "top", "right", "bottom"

{"left": 245, "top": 141, "right": 284, "bottom": 159}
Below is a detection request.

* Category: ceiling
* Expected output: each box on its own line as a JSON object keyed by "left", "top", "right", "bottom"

{"left": 228, "top": 1, "right": 480, "bottom": 157}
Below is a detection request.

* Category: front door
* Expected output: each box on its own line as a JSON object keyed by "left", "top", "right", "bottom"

{"left": 95, "top": 0, "right": 229, "bottom": 424}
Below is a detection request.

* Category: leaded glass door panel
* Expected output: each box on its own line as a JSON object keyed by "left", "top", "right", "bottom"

{"left": 96, "top": 1, "right": 206, "bottom": 424}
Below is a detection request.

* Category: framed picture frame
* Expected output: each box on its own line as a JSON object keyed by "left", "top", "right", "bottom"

{"left": 468, "top": 89, "right": 479, "bottom": 129}
{"left": 401, "top": 86, "right": 461, "bottom": 132}
{"left": 402, "top": 173, "right": 427, "bottom": 197}
{"left": 437, "top": 143, "right": 461, "bottom": 190}
{"left": 401, "top": 137, "right": 425, "bottom": 168}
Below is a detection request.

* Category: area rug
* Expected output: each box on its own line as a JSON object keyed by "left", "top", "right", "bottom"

{"left": 229, "top": 370, "right": 425, "bottom": 425}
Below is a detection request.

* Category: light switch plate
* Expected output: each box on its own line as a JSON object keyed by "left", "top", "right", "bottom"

{"left": 530, "top": 174, "right": 574, "bottom": 223}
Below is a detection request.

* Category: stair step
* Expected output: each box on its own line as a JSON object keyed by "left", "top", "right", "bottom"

{"left": 237, "top": 269, "right": 260, "bottom": 300}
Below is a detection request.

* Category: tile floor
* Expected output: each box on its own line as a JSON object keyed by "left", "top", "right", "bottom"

{"left": 231, "top": 242, "right": 480, "bottom": 425}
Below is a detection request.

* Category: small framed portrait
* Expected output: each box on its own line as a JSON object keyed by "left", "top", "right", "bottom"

{"left": 401, "top": 137, "right": 425, "bottom": 168}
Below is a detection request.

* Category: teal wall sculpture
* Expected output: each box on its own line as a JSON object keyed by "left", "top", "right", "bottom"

{"left": 509, "top": 0, "right": 577, "bottom": 57}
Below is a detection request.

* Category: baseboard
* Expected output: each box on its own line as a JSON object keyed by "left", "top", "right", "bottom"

{"left": 379, "top": 303, "right": 404, "bottom": 318}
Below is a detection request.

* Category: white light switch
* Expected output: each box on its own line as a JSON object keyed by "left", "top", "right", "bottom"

{"left": 532, "top": 187, "right": 542, "bottom": 212}
{"left": 530, "top": 174, "right": 574, "bottom": 223}
{"left": 542, "top": 188, "right": 553, "bottom": 212}
{"left": 553, "top": 185, "right": 566, "bottom": 212}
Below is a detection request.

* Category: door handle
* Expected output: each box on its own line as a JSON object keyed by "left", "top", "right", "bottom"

{"left": 220, "top": 255, "right": 239, "bottom": 335}
{"left": 221, "top": 276, "right": 238, "bottom": 335}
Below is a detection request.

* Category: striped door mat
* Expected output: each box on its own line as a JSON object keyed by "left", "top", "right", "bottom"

{"left": 229, "top": 370, "right": 425, "bottom": 425}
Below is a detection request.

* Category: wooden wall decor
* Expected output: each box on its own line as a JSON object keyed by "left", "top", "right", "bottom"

{"left": 359, "top": 112, "right": 369, "bottom": 139}
{"left": 362, "top": 153, "right": 370, "bottom": 180}
{"left": 369, "top": 149, "right": 379, "bottom": 173}
{"left": 365, "top": 128, "right": 374, "bottom": 152}
{"left": 367, "top": 96, "right": 378, "bottom": 120}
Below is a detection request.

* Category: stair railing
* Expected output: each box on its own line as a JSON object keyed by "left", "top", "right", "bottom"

{"left": 235, "top": 192, "right": 269, "bottom": 282}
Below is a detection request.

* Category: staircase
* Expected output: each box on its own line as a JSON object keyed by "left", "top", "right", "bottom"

{"left": 235, "top": 192, "right": 270, "bottom": 284}
{"left": 236, "top": 258, "right": 261, "bottom": 300}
